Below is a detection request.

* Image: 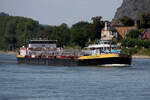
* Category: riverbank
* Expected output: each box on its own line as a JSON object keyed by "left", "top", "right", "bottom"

{"left": 132, "top": 55, "right": 150, "bottom": 59}
{"left": 0, "top": 51, "right": 17, "bottom": 55}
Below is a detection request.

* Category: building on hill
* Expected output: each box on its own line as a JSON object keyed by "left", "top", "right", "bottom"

{"left": 114, "top": 26, "right": 136, "bottom": 39}
{"left": 111, "top": 19, "right": 137, "bottom": 39}
{"left": 101, "top": 22, "right": 120, "bottom": 40}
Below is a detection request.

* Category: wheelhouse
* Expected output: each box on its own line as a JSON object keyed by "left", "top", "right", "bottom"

{"left": 83, "top": 40, "right": 119, "bottom": 55}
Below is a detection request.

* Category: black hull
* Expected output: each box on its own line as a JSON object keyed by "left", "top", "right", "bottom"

{"left": 17, "top": 57, "right": 132, "bottom": 67}
{"left": 18, "top": 58, "right": 79, "bottom": 66}
{"left": 78, "top": 57, "right": 131, "bottom": 66}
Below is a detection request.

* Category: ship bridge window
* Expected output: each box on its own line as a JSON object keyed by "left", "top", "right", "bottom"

{"left": 29, "top": 41, "right": 57, "bottom": 44}
{"left": 104, "top": 42, "right": 110, "bottom": 44}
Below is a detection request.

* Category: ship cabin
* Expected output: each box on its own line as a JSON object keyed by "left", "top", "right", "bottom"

{"left": 19, "top": 40, "right": 57, "bottom": 58}
{"left": 28, "top": 40, "right": 57, "bottom": 49}
{"left": 83, "top": 40, "right": 120, "bottom": 55}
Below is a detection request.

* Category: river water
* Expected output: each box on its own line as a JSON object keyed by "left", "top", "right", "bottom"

{"left": 0, "top": 54, "right": 150, "bottom": 100}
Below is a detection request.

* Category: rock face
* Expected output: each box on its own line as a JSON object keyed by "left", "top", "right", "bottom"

{"left": 114, "top": 0, "right": 150, "bottom": 20}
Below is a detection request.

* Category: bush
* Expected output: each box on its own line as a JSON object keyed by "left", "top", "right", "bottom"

{"left": 126, "top": 29, "right": 141, "bottom": 39}
{"left": 121, "top": 47, "right": 138, "bottom": 55}
{"left": 119, "top": 16, "right": 134, "bottom": 26}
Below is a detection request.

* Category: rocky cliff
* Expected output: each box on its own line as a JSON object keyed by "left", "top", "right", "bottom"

{"left": 114, "top": 0, "right": 150, "bottom": 20}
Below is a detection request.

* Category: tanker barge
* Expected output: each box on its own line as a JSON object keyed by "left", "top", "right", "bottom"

{"left": 17, "top": 40, "right": 132, "bottom": 66}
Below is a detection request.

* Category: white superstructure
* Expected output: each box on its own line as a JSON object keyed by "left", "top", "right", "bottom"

{"left": 83, "top": 40, "right": 119, "bottom": 55}
{"left": 28, "top": 40, "right": 57, "bottom": 48}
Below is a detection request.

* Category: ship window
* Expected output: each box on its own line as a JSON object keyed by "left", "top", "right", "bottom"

{"left": 29, "top": 41, "right": 56, "bottom": 44}
{"left": 111, "top": 32, "right": 114, "bottom": 35}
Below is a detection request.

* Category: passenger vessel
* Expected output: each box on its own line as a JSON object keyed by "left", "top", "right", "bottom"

{"left": 17, "top": 39, "right": 132, "bottom": 67}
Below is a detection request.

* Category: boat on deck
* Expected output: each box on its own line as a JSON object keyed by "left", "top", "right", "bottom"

{"left": 17, "top": 40, "right": 132, "bottom": 67}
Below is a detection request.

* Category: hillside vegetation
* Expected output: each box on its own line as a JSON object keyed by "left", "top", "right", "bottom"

{"left": 0, "top": 15, "right": 105, "bottom": 51}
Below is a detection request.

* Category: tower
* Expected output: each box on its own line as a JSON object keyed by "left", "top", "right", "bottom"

{"left": 104, "top": 22, "right": 108, "bottom": 30}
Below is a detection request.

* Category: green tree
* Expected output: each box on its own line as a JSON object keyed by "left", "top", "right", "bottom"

{"left": 70, "top": 21, "right": 92, "bottom": 48}
{"left": 119, "top": 16, "right": 134, "bottom": 26}
{"left": 126, "top": 29, "right": 141, "bottom": 39}
{"left": 91, "top": 16, "right": 104, "bottom": 39}
{"left": 0, "top": 16, "right": 39, "bottom": 50}
{"left": 140, "top": 13, "right": 150, "bottom": 28}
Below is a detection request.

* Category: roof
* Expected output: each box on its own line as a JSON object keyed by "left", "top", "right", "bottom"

{"left": 107, "top": 26, "right": 118, "bottom": 31}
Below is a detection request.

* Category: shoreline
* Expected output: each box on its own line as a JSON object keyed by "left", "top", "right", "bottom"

{"left": 0, "top": 51, "right": 17, "bottom": 55}
{"left": 132, "top": 55, "right": 150, "bottom": 59}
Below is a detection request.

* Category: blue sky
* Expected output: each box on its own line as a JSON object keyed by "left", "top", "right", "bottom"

{"left": 0, "top": 0, "right": 122, "bottom": 26}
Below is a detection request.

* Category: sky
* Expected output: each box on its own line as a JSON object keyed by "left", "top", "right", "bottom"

{"left": 0, "top": 0, "right": 122, "bottom": 26}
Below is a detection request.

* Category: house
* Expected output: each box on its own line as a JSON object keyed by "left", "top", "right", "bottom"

{"left": 101, "top": 22, "right": 120, "bottom": 40}
{"left": 114, "top": 26, "right": 136, "bottom": 39}
{"left": 141, "top": 29, "right": 150, "bottom": 40}
{"left": 111, "top": 19, "right": 138, "bottom": 39}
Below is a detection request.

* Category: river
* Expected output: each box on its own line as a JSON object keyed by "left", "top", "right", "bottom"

{"left": 0, "top": 53, "right": 150, "bottom": 100}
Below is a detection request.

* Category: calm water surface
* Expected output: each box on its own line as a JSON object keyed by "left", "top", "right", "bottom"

{"left": 0, "top": 54, "right": 150, "bottom": 100}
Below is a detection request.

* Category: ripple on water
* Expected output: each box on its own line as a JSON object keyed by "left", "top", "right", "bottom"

{"left": 0, "top": 54, "right": 150, "bottom": 100}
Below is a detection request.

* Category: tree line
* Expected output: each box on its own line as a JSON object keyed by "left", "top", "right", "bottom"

{"left": 0, "top": 16, "right": 105, "bottom": 51}
{"left": 1, "top": 12, "right": 150, "bottom": 52}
